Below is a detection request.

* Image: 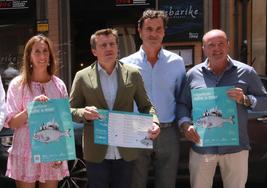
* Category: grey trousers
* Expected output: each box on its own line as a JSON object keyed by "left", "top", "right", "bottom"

{"left": 131, "top": 125, "right": 180, "bottom": 188}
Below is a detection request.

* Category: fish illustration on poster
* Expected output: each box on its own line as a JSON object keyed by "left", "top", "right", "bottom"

{"left": 28, "top": 98, "right": 76, "bottom": 163}
{"left": 191, "top": 86, "right": 239, "bottom": 147}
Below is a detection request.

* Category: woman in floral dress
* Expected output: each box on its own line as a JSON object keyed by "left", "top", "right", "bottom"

{"left": 5, "top": 35, "right": 69, "bottom": 188}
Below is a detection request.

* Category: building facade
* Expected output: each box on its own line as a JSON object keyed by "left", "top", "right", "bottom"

{"left": 0, "top": 0, "right": 266, "bottom": 90}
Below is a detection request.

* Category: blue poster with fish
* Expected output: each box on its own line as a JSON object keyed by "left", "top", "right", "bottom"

{"left": 191, "top": 86, "right": 239, "bottom": 147}
{"left": 28, "top": 98, "right": 76, "bottom": 163}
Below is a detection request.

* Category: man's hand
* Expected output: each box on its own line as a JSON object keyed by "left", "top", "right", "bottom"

{"left": 227, "top": 87, "right": 245, "bottom": 104}
{"left": 181, "top": 122, "right": 200, "bottom": 144}
{"left": 148, "top": 123, "right": 160, "bottom": 140}
{"left": 83, "top": 106, "right": 101, "bottom": 121}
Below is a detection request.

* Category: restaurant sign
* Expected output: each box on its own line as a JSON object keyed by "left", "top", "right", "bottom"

{"left": 0, "top": 0, "right": 29, "bottom": 10}
{"left": 159, "top": 0, "right": 203, "bottom": 42}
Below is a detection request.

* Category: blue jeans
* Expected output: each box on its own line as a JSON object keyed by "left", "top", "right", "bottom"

{"left": 86, "top": 159, "right": 134, "bottom": 188}
{"left": 131, "top": 125, "right": 180, "bottom": 188}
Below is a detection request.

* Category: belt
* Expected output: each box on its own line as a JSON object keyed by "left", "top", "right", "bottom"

{"left": 159, "top": 122, "right": 175, "bottom": 128}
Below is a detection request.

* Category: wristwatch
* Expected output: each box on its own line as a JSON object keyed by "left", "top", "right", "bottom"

{"left": 243, "top": 95, "right": 252, "bottom": 107}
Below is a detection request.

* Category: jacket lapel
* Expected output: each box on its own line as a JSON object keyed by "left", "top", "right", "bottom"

{"left": 113, "top": 62, "right": 127, "bottom": 110}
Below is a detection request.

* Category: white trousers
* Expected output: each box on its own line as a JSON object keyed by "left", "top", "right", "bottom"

{"left": 189, "top": 149, "right": 249, "bottom": 188}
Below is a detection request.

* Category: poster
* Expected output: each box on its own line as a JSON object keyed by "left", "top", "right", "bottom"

{"left": 28, "top": 98, "right": 76, "bottom": 163}
{"left": 191, "top": 86, "right": 239, "bottom": 147}
{"left": 94, "top": 109, "right": 153, "bottom": 149}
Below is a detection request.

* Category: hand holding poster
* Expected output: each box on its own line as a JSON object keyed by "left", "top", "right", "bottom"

{"left": 191, "top": 86, "right": 239, "bottom": 147}
{"left": 28, "top": 98, "right": 76, "bottom": 163}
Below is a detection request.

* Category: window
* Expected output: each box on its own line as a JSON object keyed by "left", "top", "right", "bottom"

{"left": 0, "top": 24, "right": 34, "bottom": 91}
{"left": 165, "top": 46, "right": 194, "bottom": 68}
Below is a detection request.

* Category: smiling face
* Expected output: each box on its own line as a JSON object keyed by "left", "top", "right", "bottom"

{"left": 30, "top": 40, "right": 50, "bottom": 71}
{"left": 202, "top": 30, "right": 229, "bottom": 63}
{"left": 138, "top": 17, "right": 165, "bottom": 49}
{"left": 91, "top": 34, "right": 118, "bottom": 67}
{"left": 21, "top": 35, "right": 56, "bottom": 87}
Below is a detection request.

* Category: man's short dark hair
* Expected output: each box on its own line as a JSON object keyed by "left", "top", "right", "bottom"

{"left": 90, "top": 28, "right": 119, "bottom": 49}
{"left": 138, "top": 9, "right": 168, "bottom": 29}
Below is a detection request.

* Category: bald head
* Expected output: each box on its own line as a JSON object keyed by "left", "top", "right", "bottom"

{"left": 202, "top": 29, "right": 229, "bottom": 67}
{"left": 202, "top": 29, "right": 228, "bottom": 44}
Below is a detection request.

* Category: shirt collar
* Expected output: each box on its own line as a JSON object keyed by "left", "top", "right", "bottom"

{"left": 97, "top": 61, "right": 118, "bottom": 75}
{"left": 202, "top": 55, "right": 236, "bottom": 71}
{"left": 139, "top": 45, "right": 163, "bottom": 60}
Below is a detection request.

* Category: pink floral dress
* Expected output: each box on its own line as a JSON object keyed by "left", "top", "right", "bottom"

{"left": 5, "top": 75, "right": 70, "bottom": 183}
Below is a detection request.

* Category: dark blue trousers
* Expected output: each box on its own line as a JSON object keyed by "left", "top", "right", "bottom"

{"left": 86, "top": 159, "right": 134, "bottom": 188}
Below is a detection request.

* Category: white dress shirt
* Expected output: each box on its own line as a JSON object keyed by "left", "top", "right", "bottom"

{"left": 98, "top": 63, "right": 122, "bottom": 160}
